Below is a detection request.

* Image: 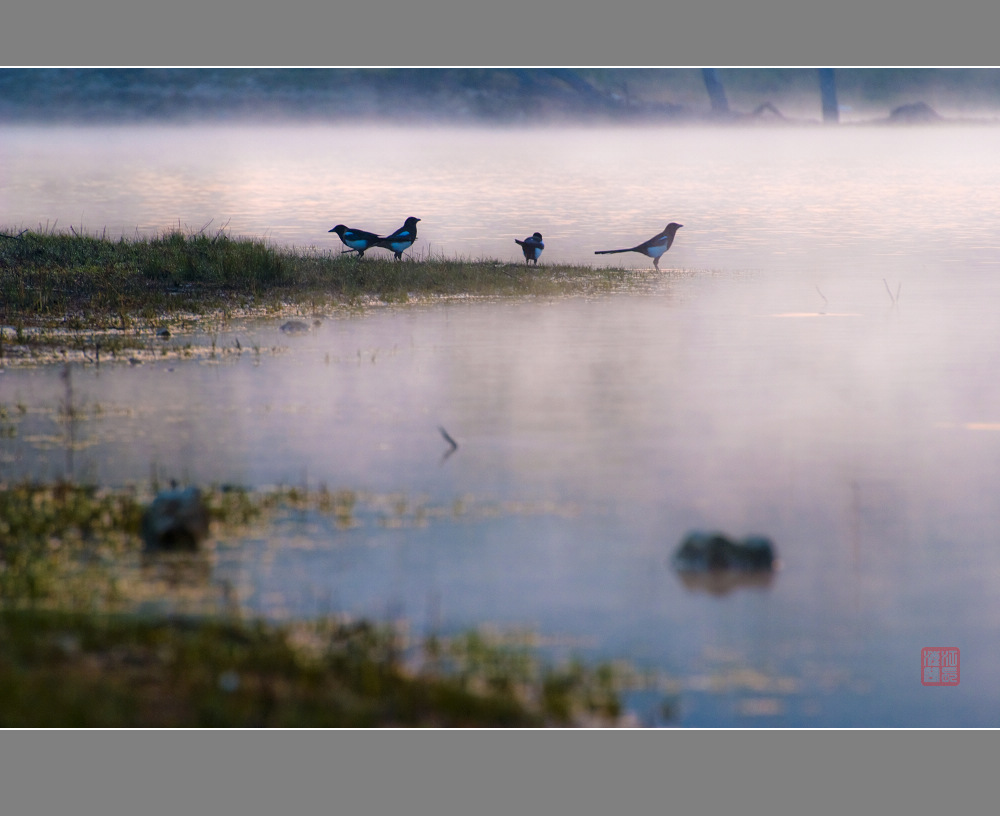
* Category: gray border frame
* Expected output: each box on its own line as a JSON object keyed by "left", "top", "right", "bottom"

{"left": 3, "top": 2, "right": 1000, "bottom": 65}
{"left": 2, "top": 0, "right": 994, "bottom": 813}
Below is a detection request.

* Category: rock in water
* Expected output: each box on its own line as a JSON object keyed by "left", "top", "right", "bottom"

{"left": 141, "top": 486, "right": 210, "bottom": 551}
{"left": 672, "top": 531, "right": 776, "bottom": 572}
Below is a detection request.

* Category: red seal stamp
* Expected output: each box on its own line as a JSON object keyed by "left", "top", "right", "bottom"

{"left": 922, "top": 647, "right": 960, "bottom": 686}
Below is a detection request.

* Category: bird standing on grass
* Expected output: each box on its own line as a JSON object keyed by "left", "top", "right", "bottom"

{"left": 328, "top": 224, "right": 382, "bottom": 258}
{"left": 376, "top": 216, "right": 421, "bottom": 260}
{"left": 594, "top": 222, "right": 683, "bottom": 270}
{"left": 515, "top": 232, "right": 544, "bottom": 266}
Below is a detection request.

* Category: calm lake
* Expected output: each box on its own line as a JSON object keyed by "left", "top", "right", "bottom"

{"left": 4, "top": 124, "right": 1000, "bottom": 726}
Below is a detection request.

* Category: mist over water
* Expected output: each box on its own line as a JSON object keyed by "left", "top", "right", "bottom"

{"left": 6, "top": 124, "right": 1000, "bottom": 276}
{"left": 5, "top": 123, "right": 1000, "bottom": 725}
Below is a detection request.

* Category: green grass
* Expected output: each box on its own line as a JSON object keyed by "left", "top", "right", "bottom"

{"left": 0, "top": 480, "right": 631, "bottom": 727}
{"left": 1, "top": 227, "right": 636, "bottom": 330}
{"left": 0, "top": 610, "right": 547, "bottom": 727}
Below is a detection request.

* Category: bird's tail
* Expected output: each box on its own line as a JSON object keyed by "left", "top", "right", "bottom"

{"left": 515, "top": 239, "right": 527, "bottom": 247}
{"left": 594, "top": 248, "right": 632, "bottom": 255}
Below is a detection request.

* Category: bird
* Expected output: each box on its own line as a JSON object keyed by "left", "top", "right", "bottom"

{"left": 594, "top": 222, "right": 683, "bottom": 270}
{"left": 328, "top": 224, "right": 383, "bottom": 258}
{"left": 376, "top": 216, "right": 421, "bottom": 260}
{"left": 514, "top": 232, "right": 544, "bottom": 266}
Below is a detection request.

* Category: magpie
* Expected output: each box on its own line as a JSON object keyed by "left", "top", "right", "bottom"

{"left": 594, "top": 222, "right": 683, "bottom": 270}
{"left": 376, "top": 216, "right": 421, "bottom": 260}
{"left": 514, "top": 232, "right": 544, "bottom": 266}
{"left": 328, "top": 224, "right": 382, "bottom": 258}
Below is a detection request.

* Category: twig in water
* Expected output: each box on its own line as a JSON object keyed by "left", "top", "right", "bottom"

{"left": 438, "top": 426, "right": 459, "bottom": 462}
{"left": 815, "top": 285, "right": 828, "bottom": 307}
{"left": 439, "top": 426, "right": 458, "bottom": 450}
{"left": 883, "top": 278, "right": 901, "bottom": 306}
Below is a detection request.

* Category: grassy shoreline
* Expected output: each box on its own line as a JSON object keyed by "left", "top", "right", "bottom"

{"left": 0, "top": 228, "right": 653, "bottom": 365}
{"left": 1, "top": 227, "right": 641, "bottom": 325}
{"left": 0, "top": 606, "right": 631, "bottom": 727}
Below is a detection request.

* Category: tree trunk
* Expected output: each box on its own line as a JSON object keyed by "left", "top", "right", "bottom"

{"left": 818, "top": 68, "right": 839, "bottom": 124}
{"left": 702, "top": 68, "right": 729, "bottom": 114}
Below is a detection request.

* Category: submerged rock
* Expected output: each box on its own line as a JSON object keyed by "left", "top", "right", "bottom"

{"left": 672, "top": 531, "right": 776, "bottom": 573}
{"left": 280, "top": 320, "right": 310, "bottom": 333}
{"left": 141, "top": 485, "right": 210, "bottom": 552}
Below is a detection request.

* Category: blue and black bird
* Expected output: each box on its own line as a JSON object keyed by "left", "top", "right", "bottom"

{"left": 594, "top": 222, "right": 683, "bottom": 270}
{"left": 376, "top": 216, "right": 421, "bottom": 260}
{"left": 328, "top": 224, "right": 382, "bottom": 258}
{"left": 515, "top": 232, "right": 544, "bottom": 266}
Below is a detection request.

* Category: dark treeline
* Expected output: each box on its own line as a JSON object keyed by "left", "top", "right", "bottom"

{"left": 3, "top": 68, "right": 1000, "bottom": 125}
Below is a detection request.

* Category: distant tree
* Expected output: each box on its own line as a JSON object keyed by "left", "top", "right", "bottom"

{"left": 702, "top": 69, "right": 730, "bottom": 115}
{"left": 818, "top": 68, "right": 839, "bottom": 123}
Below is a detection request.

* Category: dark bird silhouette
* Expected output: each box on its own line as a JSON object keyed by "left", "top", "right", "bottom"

{"left": 328, "top": 224, "right": 382, "bottom": 257}
{"left": 515, "top": 232, "right": 544, "bottom": 266}
{"left": 594, "top": 222, "right": 683, "bottom": 270}
{"left": 376, "top": 216, "right": 421, "bottom": 260}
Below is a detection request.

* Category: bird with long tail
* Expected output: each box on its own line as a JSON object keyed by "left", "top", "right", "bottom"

{"left": 376, "top": 216, "right": 421, "bottom": 260}
{"left": 594, "top": 222, "right": 682, "bottom": 270}
{"left": 328, "top": 224, "right": 383, "bottom": 258}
